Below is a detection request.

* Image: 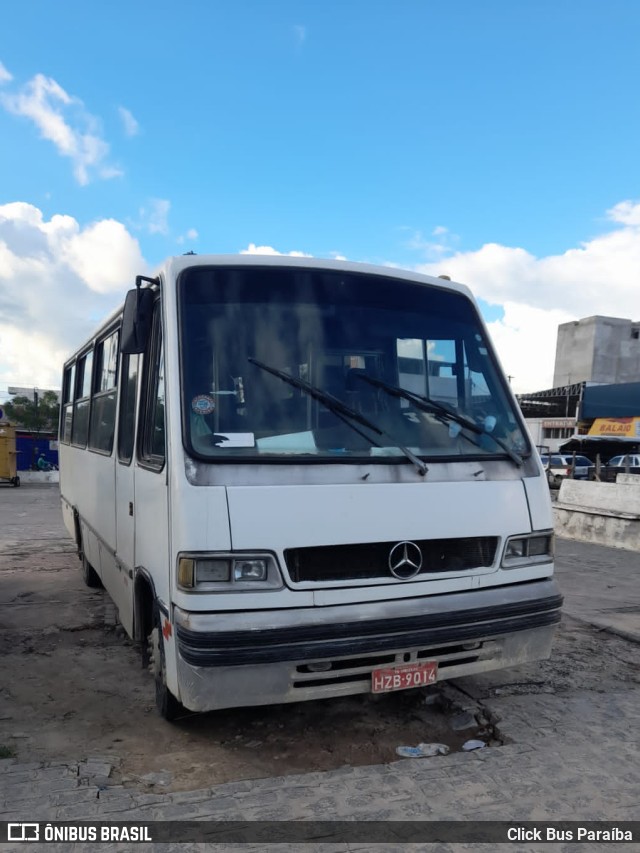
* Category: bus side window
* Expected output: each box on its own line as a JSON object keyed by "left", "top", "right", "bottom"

{"left": 71, "top": 348, "right": 94, "bottom": 447}
{"left": 89, "top": 329, "right": 119, "bottom": 455}
{"left": 60, "top": 362, "right": 75, "bottom": 444}
{"left": 138, "top": 304, "right": 165, "bottom": 469}
{"left": 117, "top": 353, "right": 139, "bottom": 464}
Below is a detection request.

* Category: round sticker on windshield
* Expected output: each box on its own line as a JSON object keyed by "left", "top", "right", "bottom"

{"left": 192, "top": 394, "right": 216, "bottom": 415}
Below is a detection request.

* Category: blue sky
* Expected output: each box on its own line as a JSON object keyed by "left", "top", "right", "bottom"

{"left": 2, "top": 0, "right": 640, "bottom": 395}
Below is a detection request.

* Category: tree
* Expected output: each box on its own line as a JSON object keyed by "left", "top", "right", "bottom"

{"left": 4, "top": 392, "right": 60, "bottom": 433}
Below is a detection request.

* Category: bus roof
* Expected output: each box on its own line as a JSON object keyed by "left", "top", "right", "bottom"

{"left": 161, "top": 254, "right": 473, "bottom": 299}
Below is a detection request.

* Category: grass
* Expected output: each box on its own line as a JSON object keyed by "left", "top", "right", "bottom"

{"left": 0, "top": 744, "right": 14, "bottom": 758}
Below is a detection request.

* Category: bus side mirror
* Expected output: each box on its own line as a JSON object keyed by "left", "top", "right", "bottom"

{"left": 121, "top": 288, "right": 155, "bottom": 354}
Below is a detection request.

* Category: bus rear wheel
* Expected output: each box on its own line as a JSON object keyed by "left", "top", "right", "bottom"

{"left": 147, "top": 612, "right": 184, "bottom": 722}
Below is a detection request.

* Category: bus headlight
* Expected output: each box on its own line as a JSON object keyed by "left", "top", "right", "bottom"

{"left": 177, "top": 553, "right": 282, "bottom": 591}
{"left": 233, "top": 559, "right": 267, "bottom": 581}
{"left": 197, "top": 559, "right": 231, "bottom": 582}
{"left": 502, "top": 532, "right": 554, "bottom": 569}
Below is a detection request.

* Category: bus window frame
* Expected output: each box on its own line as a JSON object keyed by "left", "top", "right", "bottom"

{"left": 87, "top": 325, "right": 120, "bottom": 457}
{"left": 137, "top": 298, "right": 166, "bottom": 473}
{"left": 60, "top": 361, "right": 76, "bottom": 445}
{"left": 117, "top": 352, "right": 140, "bottom": 466}
{"left": 70, "top": 346, "right": 95, "bottom": 449}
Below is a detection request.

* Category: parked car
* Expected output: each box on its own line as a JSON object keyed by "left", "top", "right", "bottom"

{"left": 540, "top": 454, "right": 594, "bottom": 487}
{"left": 607, "top": 453, "right": 640, "bottom": 469}
{"left": 596, "top": 453, "right": 640, "bottom": 482}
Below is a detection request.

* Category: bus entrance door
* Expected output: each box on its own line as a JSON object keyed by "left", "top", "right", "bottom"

{"left": 113, "top": 354, "right": 139, "bottom": 636}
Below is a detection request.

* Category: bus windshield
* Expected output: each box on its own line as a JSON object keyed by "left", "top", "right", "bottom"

{"left": 178, "top": 266, "right": 529, "bottom": 462}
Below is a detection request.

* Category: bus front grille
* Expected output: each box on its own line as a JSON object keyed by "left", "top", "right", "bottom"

{"left": 291, "top": 642, "right": 492, "bottom": 689}
{"left": 284, "top": 536, "right": 499, "bottom": 583}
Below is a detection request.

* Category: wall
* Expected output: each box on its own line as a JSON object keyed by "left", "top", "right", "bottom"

{"left": 553, "top": 317, "right": 598, "bottom": 386}
{"left": 15, "top": 433, "right": 59, "bottom": 471}
{"left": 553, "top": 315, "right": 640, "bottom": 387}
{"left": 554, "top": 475, "right": 640, "bottom": 551}
{"left": 524, "top": 417, "right": 574, "bottom": 453}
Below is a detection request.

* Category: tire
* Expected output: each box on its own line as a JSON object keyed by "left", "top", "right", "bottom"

{"left": 147, "top": 608, "right": 184, "bottom": 722}
{"left": 11, "top": 476, "right": 19, "bottom": 487}
{"left": 81, "top": 552, "right": 102, "bottom": 588}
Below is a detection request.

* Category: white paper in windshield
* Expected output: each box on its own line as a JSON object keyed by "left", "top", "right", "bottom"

{"left": 256, "top": 431, "right": 317, "bottom": 451}
{"left": 211, "top": 433, "right": 255, "bottom": 448}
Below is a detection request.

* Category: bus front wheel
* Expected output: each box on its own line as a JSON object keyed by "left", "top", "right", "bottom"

{"left": 147, "top": 611, "right": 184, "bottom": 722}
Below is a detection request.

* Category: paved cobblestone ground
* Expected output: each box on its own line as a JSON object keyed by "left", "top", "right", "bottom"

{"left": 1, "top": 489, "right": 639, "bottom": 851}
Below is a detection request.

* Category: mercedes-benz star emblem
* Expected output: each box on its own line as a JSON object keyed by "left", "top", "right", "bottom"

{"left": 388, "top": 541, "right": 423, "bottom": 580}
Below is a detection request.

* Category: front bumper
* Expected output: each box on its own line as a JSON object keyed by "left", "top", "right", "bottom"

{"left": 173, "top": 578, "right": 562, "bottom": 711}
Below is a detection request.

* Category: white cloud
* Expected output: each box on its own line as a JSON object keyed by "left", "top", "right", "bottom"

{"left": 61, "top": 219, "right": 147, "bottom": 295}
{"left": 118, "top": 105, "right": 139, "bottom": 137}
{"left": 606, "top": 199, "right": 640, "bottom": 226}
{"left": 402, "top": 226, "right": 460, "bottom": 260}
{"left": 177, "top": 228, "right": 198, "bottom": 245}
{"left": 0, "top": 60, "right": 12, "bottom": 84}
{"left": 0, "top": 202, "right": 146, "bottom": 389}
{"left": 486, "top": 303, "right": 574, "bottom": 393}
{"left": 416, "top": 200, "right": 640, "bottom": 392}
{"left": 138, "top": 198, "right": 170, "bottom": 235}
{"left": 240, "top": 242, "right": 312, "bottom": 257}
{"left": 1, "top": 73, "right": 121, "bottom": 185}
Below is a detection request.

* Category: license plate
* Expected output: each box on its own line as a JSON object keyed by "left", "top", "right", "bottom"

{"left": 371, "top": 661, "right": 438, "bottom": 694}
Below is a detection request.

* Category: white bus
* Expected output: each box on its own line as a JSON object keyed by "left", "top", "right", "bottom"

{"left": 59, "top": 255, "right": 561, "bottom": 720}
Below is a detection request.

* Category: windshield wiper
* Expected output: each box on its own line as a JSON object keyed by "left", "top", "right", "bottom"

{"left": 248, "top": 358, "right": 428, "bottom": 476}
{"left": 355, "top": 375, "right": 523, "bottom": 468}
